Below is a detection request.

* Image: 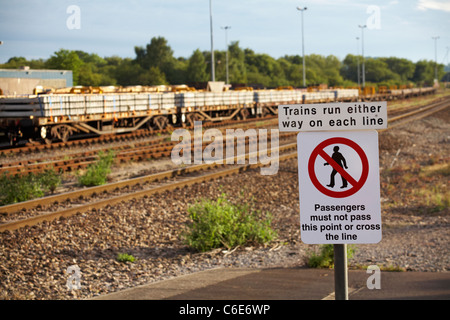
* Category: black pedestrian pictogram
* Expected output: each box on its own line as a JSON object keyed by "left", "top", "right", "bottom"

{"left": 308, "top": 137, "right": 369, "bottom": 198}
{"left": 324, "top": 146, "right": 348, "bottom": 189}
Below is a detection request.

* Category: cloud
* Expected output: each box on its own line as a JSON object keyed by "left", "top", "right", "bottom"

{"left": 417, "top": 0, "right": 450, "bottom": 12}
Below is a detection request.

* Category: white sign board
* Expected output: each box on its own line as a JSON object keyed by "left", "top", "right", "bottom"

{"left": 278, "top": 102, "right": 387, "bottom": 131}
{"left": 297, "top": 130, "right": 382, "bottom": 244}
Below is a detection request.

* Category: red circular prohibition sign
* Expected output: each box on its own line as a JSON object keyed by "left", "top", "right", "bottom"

{"left": 308, "top": 137, "right": 369, "bottom": 198}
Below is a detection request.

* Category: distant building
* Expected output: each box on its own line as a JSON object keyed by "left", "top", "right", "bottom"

{"left": 0, "top": 67, "right": 73, "bottom": 96}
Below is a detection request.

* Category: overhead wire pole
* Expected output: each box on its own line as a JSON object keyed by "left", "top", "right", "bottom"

{"left": 358, "top": 25, "right": 367, "bottom": 88}
{"left": 221, "top": 26, "right": 231, "bottom": 85}
{"left": 432, "top": 36, "right": 439, "bottom": 83}
{"left": 356, "top": 37, "right": 361, "bottom": 88}
{"left": 443, "top": 46, "right": 449, "bottom": 87}
{"left": 297, "top": 6, "right": 307, "bottom": 88}
{"left": 209, "top": 0, "right": 215, "bottom": 82}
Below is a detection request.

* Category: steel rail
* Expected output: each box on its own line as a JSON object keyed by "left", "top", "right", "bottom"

{"left": 0, "top": 143, "right": 297, "bottom": 232}
{"left": 0, "top": 154, "right": 298, "bottom": 233}
{"left": 0, "top": 118, "right": 282, "bottom": 176}
{"left": 383, "top": 96, "right": 449, "bottom": 130}
{"left": 0, "top": 130, "right": 295, "bottom": 177}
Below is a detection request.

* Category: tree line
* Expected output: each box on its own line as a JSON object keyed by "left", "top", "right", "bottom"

{"left": 1, "top": 36, "right": 447, "bottom": 89}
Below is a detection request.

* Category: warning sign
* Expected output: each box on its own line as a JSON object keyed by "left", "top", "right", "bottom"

{"left": 297, "top": 130, "right": 382, "bottom": 244}
{"left": 278, "top": 102, "right": 387, "bottom": 132}
{"left": 308, "top": 137, "right": 369, "bottom": 198}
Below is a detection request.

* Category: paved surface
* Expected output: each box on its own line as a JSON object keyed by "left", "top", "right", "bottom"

{"left": 92, "top": 267, "right": 450, "bottom": 300}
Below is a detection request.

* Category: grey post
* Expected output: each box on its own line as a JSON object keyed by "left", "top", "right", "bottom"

{"left": 297, "top": 6, "right": 307, "bottom": 88}
{"left": 209, "top": 0, "right": 215, "bottom": 82}
{"left": 358, "top": 25, "right": 366, "bottom": 88}
{"left": 221, "top": 26, "right": 231, "bottom": 85}
{"left": 334, "top": 244, "right": 348, "bottom": 300}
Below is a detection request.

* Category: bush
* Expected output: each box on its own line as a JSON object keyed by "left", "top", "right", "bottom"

{"left": 38, "top": 167, "right": 62, "bottom": 194}
{"left": 307, "top": 244, "right": 355, "bottom": 268}
{"left": 78, "top": 150, "right": 115, "bottom": 186}
{"left": 0, "top": 168, "right": 63, "bottom": 206}
{"left": 0, "top": 173, "right": 43, "bottom": 205}
{"left": 182, "top": 193, "right": 277, "bottom": 252}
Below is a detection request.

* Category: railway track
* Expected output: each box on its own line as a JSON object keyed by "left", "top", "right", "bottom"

{"left": 382, "top": 95, "right": 449, "bottom": 129}
{"left": 0, "top": 142, "right": 297, "bottom": 232}
{"left": 0, "top": 117, "right": 280, "bottom": 176}
{"left": 0, "top": 95, "right": 448, "bottom": 233}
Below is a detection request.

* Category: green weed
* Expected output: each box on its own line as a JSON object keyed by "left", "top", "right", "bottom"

{"left": 307, "top": 244, "right": 355, "bottom": 269}
{"left": 39, "top": 167, "right": 62, "bottom": 194}
{"left": 116, "top": 253, "right": 136, "bottom": 263}
{"left": 182, "top": 193, "right": 277, "bottom": 252}
{"left": 0, "top": 168, "right": 62, "bottom": 206}
{"left": 77, "top": 150, "right": 115, "bottom": 186}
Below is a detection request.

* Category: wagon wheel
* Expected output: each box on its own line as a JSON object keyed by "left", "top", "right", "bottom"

{"left": 186, "top": 113, "right": 203, "bottom": 127}
{"left": 153, "top": 116, "right": 171, "bottom": 130}
{"left": 52, "top": 125, "right": 73, "bottom": 143}
{"left": 240, "top": 108, "right": 250, "bottom": 120}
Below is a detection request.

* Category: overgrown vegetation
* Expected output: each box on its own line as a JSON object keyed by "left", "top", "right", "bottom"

{"left": 77, "top": 150, "right": 115, "bottom": 186}
{"left": 1, "top": 37, "right": 447, "bottom": 87}
{"left": 0, "top": 150, "right": 116, "bottom": 206}
{"left": 116, "top": 253, "right": 136, "bottom": 263}
{"left": 0, "top": 167, "right": 62, "bottom": 206}
{"left": 39, "top": 168, "right": 62, "bottom": 194}
{"left": 182, "top": 193, "right": 277, "bottom": 252}
{"left": 307, "top": 244, "right": 355, "bottom": 269}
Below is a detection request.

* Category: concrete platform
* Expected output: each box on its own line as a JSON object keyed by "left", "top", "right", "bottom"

{"left": 92, "top": 267, "right": 450, "bottom": 300}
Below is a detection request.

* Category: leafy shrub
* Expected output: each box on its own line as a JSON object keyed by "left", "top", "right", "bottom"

{"left": 38, "top": 167, "right": 62, "bottom": 194}
{"left": 182, "top": 193, "right": 277, "bottom": 252}
{"left": 0, "top": 168, "right": 63, "bottom": 206}
{"left": 78, "top": 150, "right": 115, "bottom": 186}
{"left": 307, "top": 244, "right": 355, "bottom": 268}
{"left": 0, "top": 173, "right": 43, "bottom": 205}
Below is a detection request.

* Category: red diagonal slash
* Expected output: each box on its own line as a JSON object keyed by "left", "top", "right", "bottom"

{"left": 318, "top": 149, "right": 359, "bottom": 187}
{"left": 308, "top": 137, "right": 369, "bottom": 198}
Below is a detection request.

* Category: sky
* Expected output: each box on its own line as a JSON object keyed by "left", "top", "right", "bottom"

{"left": 0, "top": 0, "right": 449, "bottom": 65}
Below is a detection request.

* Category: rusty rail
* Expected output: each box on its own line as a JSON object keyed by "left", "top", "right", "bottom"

{"left": 0, "top": 143, "right": 297, "bottom": 232}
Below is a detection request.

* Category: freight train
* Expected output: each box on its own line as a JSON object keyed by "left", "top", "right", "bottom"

{"left": 0, "top": 83, "right": 437, "bottom": 145}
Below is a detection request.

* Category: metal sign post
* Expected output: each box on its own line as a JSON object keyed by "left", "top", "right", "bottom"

{"left": 334, "top": 244, "right": 348, "bottom": 300}
{"left": 278, "top": 102, "right": 386, "bottom": 301}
